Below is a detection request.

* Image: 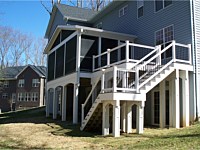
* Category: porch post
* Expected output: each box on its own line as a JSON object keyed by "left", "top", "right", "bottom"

{"left": 62, "top": 86, "right": 66, "bottom": 121}
{"left": 136, "top": 101, "right": 144, "bottom": 134}
{"left": 73, "top": 84, "right": 79, "bottom": 124}
{"left": 113, "top": 100, "right": 120, "bottom": 137}
{"left": 53, "top": 89, "right": 57, "bottom": 119}
{"left": 173, "top": 69, "right": 180, "bottom": 128}
{"left": 121, "top": 102, "right": 126, "bottom": 133}
{"left": 159, "top": 80, "right": 166, "bottom": 128}
{"left": 46, "top": 89, "right": 49, "bottom": 117}
{"left": 126, "top": 102, "right": 132, "bottom": 133}
{"left": 180, "top": 70, "right": 190, "bottom": 127}
{"left": 169, "top": 79, "right": 173, "bottom": 127}
{"left": 98, "top": 37, "right": 101, "bottom": 67}
{"left": 102, "top": 102, "right": 110, "bottom": 136}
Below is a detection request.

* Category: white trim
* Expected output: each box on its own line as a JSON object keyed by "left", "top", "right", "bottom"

{"left": 119, "top": 5, "right": 128, "bottom": 17}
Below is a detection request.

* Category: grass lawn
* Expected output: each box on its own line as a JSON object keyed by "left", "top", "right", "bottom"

{"left": 0, "top": 107, "right": 200, "bottom": 149}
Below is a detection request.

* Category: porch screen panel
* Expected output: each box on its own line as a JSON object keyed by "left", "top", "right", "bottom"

{"left": 51, "top": 33, "right": 60, "bottom": 50}
{"left": 55, "top": 45, "right": 64, "bottom": 78}
{"left": 101, "top": 38, "right": 118, "bottom": 53}
{"left": 65, "top": 36, "right": 77, "bottom": 75}
{"left": 48, "top": 52, "right": 55, "bottom": 81}
{"left": 61, "top": 30, "right": 74, "bottom": 41}
{"left": 80, "top": 35, "right": 98, "bottom": 72}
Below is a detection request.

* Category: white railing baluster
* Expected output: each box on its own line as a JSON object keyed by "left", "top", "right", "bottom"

{"left": 126, "top": 40, "right": 129, "bottom": 63}
{"left": 113, "top": 66, "right": 117, "bottom": 92}
{"left": 188, "top": 44, "right": 192, "bottom": 64}
{"left": 172, "top": 40, "right": 176, "bottom": 62}
{"left": 107, "top": 49, "right": 110, "bottom": 67}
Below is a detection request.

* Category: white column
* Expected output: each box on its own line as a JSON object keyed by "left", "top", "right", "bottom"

{"left": 159, "top": 81, "right": 166, "bottom": 128}
{"left": 136, "top": 101, "right": 144, "bottom": 134}
{"left": 173, "top": 69, "right": 180, "bottom": 128}
{"left": 53, "top": 89, "right": 57, "bottom": 119}
{"left": 102, "top": 102, "right": 110, "bottom": 136}
{"left": 180, "top": 70, "right": 190, "bottom": 127}
{"left": 126, "top": 102, "right": 132, "bottom": 133}
{"left": 73, "top": 84, "right": 79, "bottom": 124}
{"left": 46, "top": 89, "right": 49, "bottom": 117}
{"left": 121, "top": 102, "right": 126, "bottom": 133}
{"left": 62, "top": 86, "right": 67, "bottom": 121}
{"left": 113, "top": 100, "right": 120, "bottom": 137}
{"left": 98, "top": 37, "right": 101, "bottom": 67}
{"left": 169, "top": 80, "right": 173, "bottom": 127}
{"left": 39, "top": 78, "right": 45, "bottom": 106}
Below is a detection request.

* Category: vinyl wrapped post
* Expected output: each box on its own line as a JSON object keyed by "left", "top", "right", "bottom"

{"left": 107, "top": 49, "right": 110, "bottom": 67}
{"left": 172, "top": 40, "right": 176, "bottom": 62}
{"left": 113, "top": 66, "right": 117, "bottom": 92}
{"left": 135, "top": 67, "right": 139, "bottom": 93}
{"left": 81, "top": 104, "right": 84, "bottom": 124}
{"left": 188, "top": 44, "right": 192, "bottom": 64}
{"left": 92, "top": 55, "right": 95, "bottom": 72}
{"left": 126, "top": 41, "right": 129, "bottom": 63}
{"left": 101, "top": 69, "right": 105, "bottom": 93}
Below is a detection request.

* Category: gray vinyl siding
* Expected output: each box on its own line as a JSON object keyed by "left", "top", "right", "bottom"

{"left": 193, "top": 0, "right": 200, "bottom": 117}
{"left": 49, "top": 10, "right": 66, "bottom": 40}
{"left": 95, "top": 1, "right": 192, "bottom": 46}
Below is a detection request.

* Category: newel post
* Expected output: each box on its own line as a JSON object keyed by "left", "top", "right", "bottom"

{"left": 81, "top": 104, "right": 84, "bottom": 124}
{"left": 101, "top": 69, "right": 105, "bottom": 93}
{"left": 188, "top": 44, "right": 192, "bottom": 64}
{"left": 113, "top": 66, "right": 117, "bottom": 92}
{"left": 92, "top": 55, "right": 95, "bottom": 72}
{"left": 172, "top": 40, "right": 176, "bottom": 62}
{"left": 126, "top": 40, "right": 129, "bottom": 63}
{"left": 107, "top": 49, "right": 110, "bottom": 67}
{"left": 135, "top": 67, "right": 139, "bottom": 93}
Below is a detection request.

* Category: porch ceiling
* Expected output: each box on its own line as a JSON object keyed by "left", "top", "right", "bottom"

{"left": 44, "top": 25, "right": 137, "bottom": 54}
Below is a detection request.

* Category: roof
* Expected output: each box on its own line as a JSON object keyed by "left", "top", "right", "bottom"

{"left": 44, "top": 25, "right": 137, "bottom": 54}
{"left": 0, "top": 65, "right": 47, "bottom": 80}
{"left": 45, "top": 1, "right": 126, "bottom": 39}
{"left": 57, "top": 4, "right": 98, "bottom": 22}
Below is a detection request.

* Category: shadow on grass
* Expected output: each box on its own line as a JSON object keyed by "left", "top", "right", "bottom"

{"left": 0, "top": 107, "right": 100, "bottom": 138}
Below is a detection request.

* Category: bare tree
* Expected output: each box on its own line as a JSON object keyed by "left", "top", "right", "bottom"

{"left": 0, "top": 26, "right": 13, "bottom": 69}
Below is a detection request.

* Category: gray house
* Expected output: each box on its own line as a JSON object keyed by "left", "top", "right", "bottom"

{"left": 44, "top": 1, "right": 200, "bottom": 137}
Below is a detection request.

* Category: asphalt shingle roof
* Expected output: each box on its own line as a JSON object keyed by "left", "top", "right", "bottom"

{"left": 0, "top": 65, "right": 47, "bottom": 79}
{"left": 56, "top": 4, "right": 98, "bottom": 21}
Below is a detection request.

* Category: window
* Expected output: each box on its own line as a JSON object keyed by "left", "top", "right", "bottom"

{"left": 18, "top": 79, "right": 25, "bottom": 87}
{"left": 155, "top": 25, "right": 174, "bottom": 45}
{"left": 25, "top": 93, "right": 31, "bottom": 101}
{"left": 32, "top": 92, "right": 38, "bottom": 101}
{"left": 155, "top": 0, "right": 172, "bottom": 12}
{"left": 137, "top": 0, "right": 144, "bottom": 18}
{"left": 119, "top": 5, "right": 128, "bottom": 17}
{"left": 95, "top": 22, "right": 102, "bottom": 29}
{"left": 18, "top": 93, "right": 24, "bottom": 101}
{"left": 3, "top": 81, "right": 9, "bottom": 88}
{"left": 2, "top": 93, "right": 8, "bottom": 99}
{"left": 32, "top": 79, "right": 39, "bottom": 87}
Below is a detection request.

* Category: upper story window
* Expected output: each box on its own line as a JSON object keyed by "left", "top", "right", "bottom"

{"left": 119, "top": 5, "right": 128, "bottom": 17}
{"left": 155, "top": 0, "right": 172, "bottom": 12}
{"left": 155, "top": 25, "right": 174, "bottom": 45}
{"left": 32, "top": 79, "right": 39, "bottom": 87}
{"left": 18, "top": 79, "right": 25, "bottom": 87}
{"left": 95, "top": 22, "right": 103, "bottom": 29}
{"left": 3, "top": 81, "right": 9, "bottom": 88}
{"left": 137, "top": 0, "right": 144, "bottom": 18}
{"left": 2, "top": 93, "right": 8, "bottom": 99}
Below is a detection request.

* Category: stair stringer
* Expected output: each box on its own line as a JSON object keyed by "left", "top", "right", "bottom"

{"left": 140, "top": 63, "right": 175, "bottom": 94}
{"left": 80, "top": 95, "right": 102, "bottom": 131}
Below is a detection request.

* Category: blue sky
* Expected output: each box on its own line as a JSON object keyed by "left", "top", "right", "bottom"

{"left": 0, "top": 1, "right": 50, "bottom": 38}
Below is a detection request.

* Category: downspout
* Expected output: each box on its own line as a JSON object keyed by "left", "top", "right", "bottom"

{"left": 190, "top": 0, "right": 199, "bottom": 121}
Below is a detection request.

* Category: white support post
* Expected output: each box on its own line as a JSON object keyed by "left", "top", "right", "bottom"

{"left": 107, "top": 49, "right": 110, "bottom": 67}
{"left": 113, "top": 66, "right": 117, "bottom": 92}
{"left": 126, "top": 40, "right": 129, "bottom": 63}
{"left": 159, "top": 81, "right": 166, "bottom": 128}
{"left": 180, "top": 70, "right": 190, "bottom": 127}
{"left": 126, "top": 102, "right": 132, "bottom": 134}
{"left": 121, "top": 102, "right": 126, "bottom": 133}
{"left": 98, "top": 37, "right": 101, "bottom": 67}
{"left": 156, "top": 45, "right": 162, "bottom": 65}
{"left": 53, "top": 89, "right": 57, "bottom": 119}
{"left": 46, "top": 89, "right": 49, "bottom": 117}
{"left": 102, "top": 102, "right": 110, "bottom": 136}
{"left": 113, "top": 100, "right": 120, "bottom": 137}
{"left": 101, "top": 69, "right": 105, "bottom": 93}
{"left": 136, "top": 101, "right": 144, "bottom": 134}
{"left": 172, "top": 40, "right": 176, "bottom": 62}
{"left": 173, "top": 69, "right": 180, "bottom": 128}
{"left": 169, "top": 79, "right": 173, "bottom": 127}
{"left": 188, "top": 44, "right": 192, "bottom": 64}
{"left": 73, "top": 84, "right": 79, "bottom": 124}
{"left": 62, "top": 86, "right": 66, "bottom": 121}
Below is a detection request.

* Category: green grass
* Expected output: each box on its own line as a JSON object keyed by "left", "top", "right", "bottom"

{"left": 0, "top": 108, "right": 200, "bottom": 149}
